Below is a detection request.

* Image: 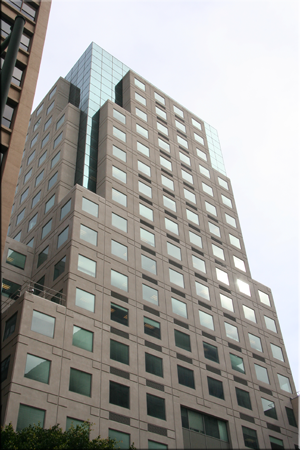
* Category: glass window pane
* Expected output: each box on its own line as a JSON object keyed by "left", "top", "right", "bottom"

{"left": 172, "top": 297, "right": 187, "bottom": 318}
{"left": 142, "top": 255, "right": 157, "bottom": 274}
{"left": 184, "top": 188, "right": 196, "bottom": 203}
{"left": 203, "top": 342, "right": 219, "bottom": 363}
{"left": 112, "top": 166, "right": 126, "bottom": 183}
{"left": 154, "top": 92, "right": 165, "bottom": 105}
{"left": 138, "top": 160, "right": 151, "bottom": 176}
{"left": 111, "top": 270, "right": 128, "bottom": 292}
{"left": 177, "top": 135, "right": 188, "bottom": 149}
{"left": 69, "top": 368, "right": 91, "bottom": 397}
{"left": 264, "top": 316, "right": 277, "bottom": 333}
{"left": 178, "top": 365, "right": 195, "bottom": 388}
{"left": 111, "top": 302, "right": 128, "bottom": 325}
{"left": 147, "top": 393, "right": 166, "bottom": 420}
{"left": 75, "top": 288, "right": 95, "bottom": 312}
{"left": 109, "top": 429, "right": 130, "bottom": 450}
{"left": 225, "top": 322, "right": 239, "bottom": 342}
{"left": 111, "top": 240, "right": 128, "bottom": 261}
{"left": 243, "top": 305, "right": 256, "bottom": 322}
{"left": 161, "top": 175, "right": 174, "bottom": 190}
{"left": 78, "top": 255, "right": 96, "bottom": 277}
{"left": 80, "top": 224, "right": 97, "bottom": 246}
{"left": 37, "top": 246, "right": 49, "bottom": 267}
{"left": 82, "top": 197, "right": 98, "bottom": 217}
{"left": 145, "top": 353, "right": 163, "bottom": 377}
{"left": 160, "top": 156, "right": 172, "bottom": 171}
{"left": 248, "top": 333, "right": 262, "bottom": 352}
{"left": 199, "top": 311, "right": 214, "bottom": 330}
{"left": 169, "top": 268, "right": 184, "bottom": 288}
{"left": 140, "top": 228, "right": 155, "bottom": 247}
{"left": 221, "top": 194, "right": 232, "bottom": 208}
{"left": 195, "top": 282, "right": 210, "bottom": 301}
{"left": 112, "top": 145, "right": 126, "bottom": 162}
{"left": 113, "top": 109, "right": 126, "bottom": 124}
{"left": 31, "top": 311, "right": 55, "bottom": 338}
{"left": 189, "top": 231, "right": 202, "bottom": 248}
{"left": 72, "top": 326, "right": 93, "bottom": 352}
{"left": 174, "top": 329, "right": 191, "bottom": 351}
{"left": 139, "top": 204, "right": 153, "bottom": 221}
{"left": 135, "top": 92, "right": 146, "bottom": 105}
{"left": 167, "top": 242, "right": 181, "bottom": 260}
{"left": 242, "top": 427, "right": 259, "bottom": 450}
{"left": 233, "top": 255, "right": 246, "bottom": 271}
{"left": 181, "top": 169, "right": 193, "bottom": 184}
{"left": 48, "top": 172, "right": 58, "bottom": 190}
{"left": 6, "top": 249, "right": 26, "bottom": 269}
{"left": 134, "top": 78, "right": 145, "bottom": 90}
{"left": 110, "top": 339, "right": 129, "bottom": 365}
{"left": 277, "top": 374, "right": 292, "bottom": 393}
{"left": 113, "top": 126, "right": 126, "bottom": 142}
{"left": 192, "top": 255, "right": 206, "bottom": 273}
{"left": 144, "top": 317, "right": 160, "bottom": 339}
{"left": 192, "top": 118, "right": 202, "bottom": 130}
{"left": 202, "top": 183, "right": 213, "bottom": 196}
{"left": 212, "top": 244, "right": 225, "bottom": 260}
{"left": 237, "top": 279, "right": 251, "bottom": 296}
{"left": 109, "top": 381, "right": 129, "bottom": 408}
{"left": 230, "top": 353, "right": 245, "bottom": 374}
{"left": 24, "top": 354, "right": 50, "bottom": 383}
{"left": 112, "top": 213, "right": 128, "bottom": 231}
{"left": 229, "top": 234, "right": 241, "bottom": 249}
{"left": 142, "top": 284, "right": 159, "bottom": 306}
{"left": 139, "top": 181, "right": 152, "bottom": 198}
{"left": 207, "top": 377, "right": 224, "bottom": 399}
{"left": 186, "top": 209, "right": 199, "bottom": 225}
{"left": 225, "top": 213, "right": 237, "bottom": 227}
{"left": 209, "top": 222, "right": 221, "bottom": 237}
{"left": 194, "top": 133, "right": 204, "bottom": 145}
{"left": 66, "top": 417, "right": 84, "bottom": 430}
{"left": 16, "top": 404, "right": 45, "bottom": 431}
{"left": 112, "top": 188, "right": 127, "bottom": 206}
{"left": 158, "top": 138, "right": 170, "bottom": 152}
{"left": 165, "top": 218, "right": 178, "bottom": 235}
{"left": 3, "top": 312, "right": 17, "bottom": 341}
{"left": 254, "top": 364, "right": 270, "bottom": 384}
{"left": 197, "top": 148, "right": 207, "bottom": 161}
{"left": 163, "top": 196, "right": 176, "bottom": 212}
{"left": 205, "top": 201, "right": 217, "bottom": 216}
{"left": 137, "top": 141, "right": 150, "bottom": 157}
{"left": 258, "top": 290, "right": 271, "bottom": 306}
{"left": 286, "top": 407, "right": 297, "bottom": 427}
{"left": 45, "top": 194, "right": 55, "bottom": 213}
{"left": 236, "top": 387, "right": 252, "bottom": 409}
{"left": 57, "top": 227, "right": 69, "bottom": 248}
{"left": 261, "top": 397, "right": 277, "bottom": 419}
{"left": 156, "top": 106, "right": 167, "bottom": 120}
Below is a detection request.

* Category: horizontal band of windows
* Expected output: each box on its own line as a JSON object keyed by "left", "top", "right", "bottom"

{"left": 266, "top": 423, "right": 281, "bottom": 433}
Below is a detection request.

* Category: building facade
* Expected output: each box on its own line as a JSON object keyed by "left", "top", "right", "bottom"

{"left": 1, "top": 43, "right": 298, "bottom": 449}
{"left": 1, "top": 0, "right": 51, "bottom": 257}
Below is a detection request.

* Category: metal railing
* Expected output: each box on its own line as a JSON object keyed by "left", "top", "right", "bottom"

{"left": 20, "top": 280, "right": 66, "bottom": 306}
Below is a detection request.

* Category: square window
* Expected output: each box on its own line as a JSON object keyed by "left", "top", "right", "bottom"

{"left": 184, "top": 188, "right": 196, "bottom": 204}
{"left": 112, "top": 188, "right": 127, "bottom": 207}
{"left": 31, "top": 311, "right": 55, "bottom": 338}
{"left": 179, "top": 152, "right": 190, "bottom": 165}
{"left": 113, "top": 126, "right": 126, "bottom": 142}
{"left": 109, "top": 429, "right": 130, "bottom": 449}
{"left": 140, "top": 228, "right": 155, "bottom": 247}
{"left": 169, "top": 268, "right": 184, "bottom": 288}
{"left": 112, "top": 213, "right": 128, "bottom": 232}
{"left": 243, "top": 305, "right": 256, "bottom": 322}
{"left": 112, "top": 166, "right": 126, "bottom": 183}
{"left": 230, "top": 353, "right": 245, "bottom": 374}
{"left": 186, "top": 209, "right": 199, "bottom": 225}
{"left": 110, "top": 381, "right": 129, "bottom": 408}
{"left": 199, "top": 310, "right": 214, "bottom": 330}
{"left": 269, "top": 437, "right": 284, "bottom": 449}
{"left": 137, "top": 141, "right": 150, "bottom": 157}
{"left": 82, "top": 197, "right": 98, "bottom": 217}
{"left": 205, "top": 201, "right": 217, "bottom": 216}
{"left": 75, "top": 288, "right": 95, "bottom": 312}
{"left": 20, "top": 187, "right": 29, "bottom": 204}
{"left": 194, "top": 133, "right": 204, "bottom": 145}
{"left": 111, "top": 270, "right": 128, "bottom": 292}
{"left": 24, "top": 354, "right": 50, "bottom": 383}
{"left": 1, "top": 279, "right": 21, "bottom": 301}
{"left": 271, "top": 344, "right": 284, "bottom": 361}
{"left": 192, "top": 255, "right": 206, "bottom": 273}
{"left": 111, "top": 303, "right": 128, "bottom": 326}
{"left": 142, "top": 284, "right": 159, "bottom": 306}
{"left": 264, "top": 316, "right": 277, "bottom": 333}
{"left": 261, "top": 398, "right": 277, "bottom": 420}
{"left": 167, "top": 242, "right": 181, "bottom": 260}
{"left": 233, "top": 255, "right": 246, "bottom": 271}
{"left": 69, "top": 368, "right": 91, "bottom": 397}
{"left": 203, "top": 342, "right": 219, "bottom": 363}
{"left": 139, "top": 181, "right": 152, "bottom": 198}
{"left": 16, "top": 404, "right": 45, "bottom": 432}
{"left": 229, "top": 234, "right": 241, "bottom": 249}
{"left": 258, "top": 290, "right": 271, "bottom": 306}
{"left": 207, "top": 377, "right": 224, "bottom": 399}
{"left": 165, "top": 218, "right": 179, "bottom": 235}
{"left": 212, "top": 244, "right": 225, "bottom": 260}
{"left": 242, "top": 426, "right": 259, "bottom": 450}
{"left": 139, "top": 204, "right": 153, "bottom": 222}
{"left": 277, "top": 374, "right": 292, "bottom": 393}
{"left": 174, "top": 105, "right": 184, "bottom": 118}
{"left": 45, "top": 194, "right": 55, "bottom": 213}
{"left": 197, "top": 148, "right": 207, "bottom": 161}
{"left": 66, "top": 417, "right": 84, "bottom": 431}
{"left": 199, "top": 164, "right": 210, "bottom": 178}
{"left": 145, "top": 353, "right": 163, "bottom": 377}
{"left": 254, "top": 364, "right": 270, "bottom": 384}
{"left": 110, "top": 339, "right": 129, "bottom": 365}
{"left": 142, "top": 254, "right": 157, "bottom": 275}
{"left": 237, "top": 279, "right": 251, "bottom": 296}
{"left": 57, "top": 227, "right": 69, "bottom": 248}
{"left": 78, "top": 255, "right": 96, "bottom": 277}
{"left": 112, "top": 145, "right": 126, "bottom": 162}
{"left": 202, "top": 182, "right": 213, "bottom": 196}
{"left": 163, "top": 195, "right": 176, "bottom": 212}
{"left": 225, "top": 322, "right": 239, "bottom": 342}
{"left": 138, "top": 160, "right": 151, "bottom": 177}
{"left": 147, "top": 393, "right": 166, "bottom": 420}
{"left": 195, "top": 282, "right": 210, "bottom": 301}
{"left": 192, "top": 118, "right": 202, "bottom": 130}
{"left": 221, "top": 194, "right": 232, "bottom": 208}
{"left": 72, "top": 326, "right": 93, "bottom": 352}
{"left": 225, "top": 213, "right": 237, "bottom": 228}
{"left": 144, "top": 317, "right": 161, "bottom": 339}
{"left": 216, "top": 268, "right": 229, "bottom": 285}
{"left": 3, "top": 313, "right": 17, "bottom": 341}
{"left": 177, "top": 365, "right": 195, "bottom": 389}
{"left": 158, "top": 138, "right": 170, "bottom": 153}
{"left": 6, "top": 249, "right": 26, "bottom": 269}
{"left": 80, "top": 224, "right": 97, "bottom": 246}
{"left": 177, "top": 135, "right": 188, "bottom": 149}
{"left": 111, "top": 240, "right": 128, "bottom": 261}
{"left": 236, "top": 387, "right": 252, "bottom": 409}
{"left": 248, "top": 333, "right": 262, "bottom": 352}
{"left": 53, "top": 256, "right": 66, "bottom": 280}
{"left": 189, "top": 231, "right": 202, "bottom": 248}
{"left": 171, "top": 297, "right": 187, "bottom": 318}
{"left": 174, "top": 329, "right": 191, "bottom": 352}
{"left": 209, "top": 222, "right": 221, "bottom": 237}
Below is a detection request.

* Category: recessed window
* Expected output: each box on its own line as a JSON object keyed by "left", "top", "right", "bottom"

{"left": 75, "top": 288, "right": 95, "bottom": 312}
{"left": 134, "top": 78, "right": 145, "bottom": 91}
{"left": 38, "top": 151, "right": 47, "bottom": 166}
{"left": 270, "top": 343, "right": 284, "bottom": 361}
{"left": 136, "top": 123, "right": 149, "bottom": 138}
{"left": 112, "top": 166, "right": 126, "bottom": 183}
{"left": 139, "top": 181, "right": 152, "bottom": 198}
{"left": 172, "top": 297, "right": 187, "bottom": 318}
{"left": 53, "top": 256, "right": 66, "bottom": 280}
{"left": 269, "top": 437, "right": 284, "bottom": 449}
{"left": 229, "top": 234, "right": 241, "bottom": 249}
{"left": 113, "top": 126, "right": 126, "bottom": 142}
{"left": 139, "top": 204, "right": 153, "bottom": 222}
{"left": 163, "top": 195, "right": 176, "bottom": 212}
{"left": 82, "top": 197, "right": 98, "bottom": 217}
{"left": 20, "top": 188, "right": 29, "bottom": 204}
{"left": 30, "top": 134, "right": 39, "bottom": 148}
{"left": 243, "top": 305, "right": 256, "bottom": 323}
{"left": 1, "top": 355, "right": 11, "bottom": 382}
{"left": 277, "top": 374, "right": 292, "bottom": 393}
{"left": 174, "top": 329, "right": 191, "bottom": 351}
{"left": 157, "top": 122, "right": 168, "bottom": 136}
{"left": 137, "top": 141, "right": 150, "bottom": 157}
{"left": 160, "top": 155, "right": 172, "bottom": 171}
{"left": 208, "top": 222, "right": 221, "bottom": 237}
{"left": 264, "top": 316, "right": 277, "bottom": 333}
{"left": 216, "top": 268, "right": 229, "bottom": 285}
{"left": 13, "top": 231, "right": 21, "bottom": 242}
{"left": 173, "top": 105, "right": 184, "bottom": 117}
{"left": 28, "top": 213, "right": 38, "bottom": 232}
{"left": 225, "top": 322, "right": 239, "bottom": 342}
{"left": 27, "top": 150, "right": 36, "bottom": 165}
{"left": 230, "top": 353, "right": 245, "bottom": 374}
{"left": 44, "top": 116, "right": 52, "bottom": 131}
{"left": 16, "top": 404, "right": 45, "bottom": 432}
{"left": 1, "top": 279, "right": 21, "bottom": 301}
{"left": 112, "top": 144, "right": 126, "bottom": 162}
{"left": 169, "top": 268, "right": 184, "bottom": 288}
{"left": 258, "top": 290, "right": 271, "bottom": 306}
{"left": 112, "top": 240, "right": 128, "bottom": 261}
{"left": 254, "top": 364, "right": 270, "bottom": 384}
{"left": 24, "top": 168, "right": 33, "bottom": 184}
{"left": 156, "top": 106, "right": 167, "bottom": 120}
{"left": 36, "top": 104, "right": 44, "bottom": 116}
{"left": 197, "top": 148, "right": 207, "bottom": 161}
{"left": 113, "top": 108, "right": 126, "bottom": 124}
{"left": 6, "top": 249, "right": 26, "bottom": 269}
{"left": 218, "top": 177, "right": 229, "bottom": 190}
{"left": 175, "top": 120, "right": 186, "bottom": 133}
{"left": 154, "top": 92, "right": 165, "bottom": 105}
{"left": 158, "top": 138, "right": 170, "bottom": 153}
{"left": 48, "top": 172, "right": 58, "bottom": 190}
{"left": 3, "top": 312, "right": 18, "bottom": 341}
{"left": 225, "top": 213, "right": 237, "bottom": 228}
{"left": 16, "top": 209, "right": 25, "bottom": 226}
{"left": 178, "top": 365, "right": 195, "bottom": 389}
{"left": 112, "top": 212, "right": 128, "bottom": 231}
{"left": 177, "top": 135, "right": 188, "bottom": 149}
{"left": 72, "top": 326, "right": 93, "bottom": 352}
{"left": 37, "top": 246, "right": 49, "bottom": 267}
{"left": 194, "top": 133, "right": 204, "bottom": 145}
{"left": 205, "top": 201, "right": 217, "bottom": 216}
{"left": 236, "top": 388, "right": 252, "bottom": 409}
{"left": 111, "top": 269, "right": 128, "bottom": 292}
{"left": 53, "top": 132, "right": 63, "bottom": 149}
{"left": 145, "top": 353, "right": 163, "bottom": 377}
{"left": 69, "top": 368, "right": 91, "bottom": 397}
{"left": 80, "top": 224, "right": 97, "bottom": 246}
{"left": 110, "top": 339, "right": 129, "bottom": 365}
{"left": 233, "top": 255, "right": 246, "bottom": 271}
{"left": 138, "top": 160, "right": 151, "bottom": 177}
{"left": 161, "top": 174, "right": 174, "bottom": 191}
{"left": 202, "top": 183, "right": 213, "bottom": 196}
{"left": 31, "top": 191, "right": 41, "bottom": 209}
{"left": 41, "top": 133, "right": 50, "bottom": 149}
{"left": 183, "top": 188, "right": 196, "bottom": 204}
{"left": 195, "top": 282, "right": 210, "bottom": 301}
{"left": 35, "top": 170, "right": 44, "bottom": 186}
{"left": 24, "top": 354, "right": 51, "bottom": 384}
{"left": 199, "top": 164, "right": 210, "bottom": 178}
{"left": 186, "top": 209, "right": 199, "bottom": 225}
{"left": 27, "top": 238, "right": 34, "bottom": 248}
{"left": 199, "top": 310, "right": 214, "bottom": 330}
{"left": 189, "top": 231, "right": 202, "bottom": 248}
{"left": 144, "top": 317, "right": 161, "bottom": 339}
{"left": 207, "top": 377, "right": 224, "bottom": 399}
{"left": 59, "top": 199, "right": 71, "bottom": 220}
{"left": 109, "top": 430, "right": 130, "bottom": 449}
{"left": 167, "top": 242, "right": 181, "bottom": 260}
{"left": 135, "top": 92, "right": 146, "bottom": 105}
{"left": 181, "top": 169, "right": 193, "bottom": 184}
{"left": 31, "top": 311, "right": 55, "bottom": 338}
{"left": 192, "top": 118, "right": 202, "bottom": 130}
{"left": 56, "top": 114, "right": 65, "bottom": 130}
{"left": 47, "top": 101, "right": 54, "bottom": 115}
{"left": 221, "top": 195, "right": 232, "bottom": 208}
{"left": 192, "top": 255, "right": 206, "bottom": 273}
{"left": 242, "top": 426, "right": 259, "bottom": 450}
{"left": 261, "top": 398, "right": 277, "bottom": 420}
{"left": 203, "top": 342, "right": 219, "bottom": 363}
{"left": 140, "top": 228, "right": 155, "bottom": 247}
{"left": 142, "top": 284, "right": 159, "bottom": 306}
{"left": 165, "top": 218, "right": 179, "bottom": 235}
{"left": 77, "top": 255, "right": 96, "bottom": 277}
{"left": 111, "top": 303, "right": 129, "bottom": 326}
{"left": 285, "top": 407, "right": 297, "bottom": 427}
{"left": 51, "top": 151, "right": 60, "bottom": 168}
{"left": 57, "top": 227, "right": 69, "bottom": 248}
{"left": 66, "top": 417, "right": 84, "bottom": 430}
{"left": 147, "top": 393, "right": 166, "bottom": 420}
{"left": 212, "top": 244, "right": 225, "bottom": 260}
{"left": 237, "top": 279, "right": 251, "bottom": 296}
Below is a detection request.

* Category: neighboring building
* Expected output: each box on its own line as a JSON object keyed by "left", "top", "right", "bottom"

{"left": 1, "top": 0, "right": 52, "bottom": 257}
{"left": 1, "top": 43, "right": 298, "bottom": 449}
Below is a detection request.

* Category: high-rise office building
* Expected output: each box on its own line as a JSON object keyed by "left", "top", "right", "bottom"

{"left": 1, "top": 0, "right": 52, "bottom": 257}
{"left": 1, "top": 42, "right": 298, "bottom": 449}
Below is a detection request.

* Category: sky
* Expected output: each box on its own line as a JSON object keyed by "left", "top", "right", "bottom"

{"left": 32, "top": 0, "right": 299, "bottom": 390}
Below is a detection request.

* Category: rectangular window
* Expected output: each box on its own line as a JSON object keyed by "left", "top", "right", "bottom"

{"left": 3, "top": 312, "right": 17, "bottom": 341}
{"left": 181, "top": 169, "right": 193, "bottom": 184}
{"left": 1, "top": 355, "right": 11, "bottom": 383}
{"left": 258, "top": 290, "right": 271, "bottom": 306}
{"left": 41, "top": 133, "right": 50, "bottom": 148}
{"left": 174, "top": 105, "right": 184, "bottom": 118}
{"left": 37, "top": 246, "right": 49, "bottom": 267}
{"left": 134, "top": 78, "right": 145, "bottom": 91}
{"left": 27, "top": 150, "right": 36, "bottom": 165}
{"left": 142, "top": 255, "right": 157, "bottom": 275}
{"left": 32, "top": 191, "right": 41, "bottom": 209}
{"left": 178, "top": 365, "right": 195, "bottom": 389}
{"left": 229, "top": 234, "right": 241, "bottom": 249}
{"left": 137, "top": 141, "right": 150, "bottom": 157}
{"left": 47, "top": 101, "right": 54, "bottom": 115}
{"left": 216, "top": 268, "right": 229, "bottom": 285}
{"left": 248, "top": 333, "right": 262, "bottom": 352}
{"left": 136, "top": 123, "right": 149, "bottom": 139}
{"left": 16, "top": 404, "right": 45, "bottom": 432}
{"left": 30, "top": 134, "right": 38, "bottom": 148}
{"left": 243, "top": 305, "right": 256, "bottom": 322}
{"left": 157, "top": 122, "right": 168, "bottom": 136}
{"left": 169, "top": 268, "right": 184, "bottom": 288}
{"left": 186, "top": 209, "right": 199, "bottom": 225}
{"left": 199, "top": 310, "right": 214, "bottom": 330}
{"left": 237, "top": 279, "right": 251, "bottom": 296}
{"left": 225, "top": 322, "right": 239, "bottom": 342}
{"left": 36, "top": 104, "right": 44, "bottom": 116}
{"left": 158, "top": 138, "right": 170, "bottom": 152}
{"left": 78, "top": 255, "right": 96, "bottom": 277}
{"left": 80, "top": 224, "right": 97, "bottom": 246}
{"left": 16, "top": 208, "right": 25, "bottom": 225}
{"left": 160, "top": 156, "right": 172, "bottom": 171}
{"left": 138, "top": 160, "right": 151, "bottom": 177}
{"left": 197, "top": 148, "right": 207, "bottom": 161}
{"left": 57, "top": 227, "right": 69, "bottom": 248}
{"left": 277, "top": 374, "right": 292, "bottom": 393}
{"left": 212, "top": 244, "right": 225, "bottom": 260}
{"left": 112, "top": 145, "right": 126, "bottom": 162}
{"left": 24, "top": 168, "right": 33, "bottom": 184}
{"left": 111, "top": 270, "right": 128, "bottom": 292}
{"left": 254, "top": 364, "right": 270, "bottom": 384}
{"left": 6, "top": 249, "right": 26, "bottom": 269}
{"left": 236, "top": 387, "right": 252, "bottom": 409}
{"left": 113, "top": 126, "right": 126, "bottom": 142}
{"left": 45, "top": 194, "right": 55, "bottom": 213}
{"left": 163, "top": 195, "right": 176, "bottom": 212}
{"left": 139, "top": 181, "right": 152, "bottom": 198}
{"left": 202, "top": 182, "right": 213, "bottom": 196}
{"left": 175, "top": 120, "right": 186, "bottom": 133}
{"left": 242, "top": 426, "right": 259, "bottom": 450}
{"left": 135, "top": 92, "right": 146, "bottom": 105}
{"left": 203, "top": 342, "right": 219, "bottom": 363}
{"left": 139, "top": 204, "right": 153, "bottom": 222}
{"left": 69, "top": 368, "right": 91, "bottom": 397}
{"left": 181, "top": 407, "right": 228, "bottom": 442}
{"left": 156, "top": 106, "right": 167, "bottom": 120}
{"left": 111, "top": 240, "right": 128, "bottom": 261}
{"left": 167, "top": 242, "right": 181, "bottom": 260}
{"left": 111, "top": 302, "right": 129, "bottom": 326}
{"left": 39, "top": 151, "right": 47, "bottom": 166}
{"left": 44, "top": 117, "right": 52, "bottom": 131}
{"left": 136, "top": 107, "right": 147, "bottom": 121}
{"left": 286, "top": 407, "right": 297, "bottom": 427}
{"left": 53, "top": 132, "right": 63, "bottom": 149}
{"left": 28, "top": 213, "right": 38, "bottom": 231}
{"left": 233, "top": 255, "right": 246, "bottom": 271}
{"left": 171, "top": 297, "right": 187, "bottom": 318}
{"left": 194, "top": 133, "right": 204, "bottom": 145}
{"left": 218, "top": 177, "right": 229, "bottom": 190}
{"left": 13, "top": 231, "right": 21, "bottom": 242}
{"left": 82, "top": 197, "right": 98, "bottom": 217}
{"left": 154, "top": 92, "right": 165, "bottom": 105}
{"left": 48, "top": 172, "right": 58, "bottom": 190}
{"left": 174, "top": 329, "right": 191, "bottom": 352}
{"left": 41, "top": 219, "right": 52, "bottom": 239}
{"left": 110, "top": 339, "right": 129, "bottom": 365}
{"left": 144, "top": 317, "right": 161, "bottom": 339}
{"left": 142, "top": 284, "right": 159, "bottom": 306}
{"left": 269, "top": 437, "right": 284, "bottom": 449}
{"left": 192, "top": 118, "right": 202, "bottom": 130}
{"left": 24, "top": 354, "right": 50, "bottom": 384}
{"left": 221, "top": 194, "right": 232, "bottom": 208}
{"left": 189, "top": 231, "right": 202, "bottom": 248}
{"left": 264, "top": 316, "right": 277, "bottom": 333}
{"left": 205, "top": 201, "right": 217, "bottom": 216}
{"left": 209, "top": 222, "right": 221, "bottom": 237}
{"left": 31, "top": 311, "right": 55, "bottom": 338}
{"left": 112, "top": 213, "right": 128, "bottom": 231}
{"left": 145, "top": 353, "right": 163, "bottom": 377}
{"left": 51, "top": 151, "right": 60, "bottom": 168}
{"left": 140, "top": 228, "right": 155, "bottom": 247}
{"left": 225, "top": 213, "right": 237, "bottom": 227}
{"left": 20, "top": 188, "right": 29, "bottom": 204}
{"left": 230, "top": 353, "right": 245, "bottom": 374}
{"left": 109, "top": 381, "right": 130, "bottom": 408}
{"left": 179, "top": 152, "right": 190, "bottom": 166}
{"left": 56, "top": 114, "right": 65, "bottom": 130}
{"left": 177, "top": 135, "right": 188, "bottom": 149}
{"left": 147, "top": 393, "right": 166, "bottom": 420}
{"left": 72, "top": 326, "right": 93, "bottom": 352}
{"left": 261, "top": 397, "right": 277, "bottom": 419}
{"left": 53, "top": 256, "right": 66, "bottom": 280}
{"left": 113, "top": 108, "right": 126, "bottom": 124}
{"left": 112, "top": 166, "right": 127, "bottom": 183}
{"left": 207, "top": 377, "right": 224, "bottom": 399}
{"left": 75, "top": 288, "right": 95, "bottom": 312}
{"left": 1, "top": 279, "right": 21, "bottom": 300}
{"left": 195, "top": 282, "right": 210, "bottom": 301}
{"left": 109, "top": 430, "right": 130, "bottom": 449}
{"left": 165, "top": 218, "right": 179, "bottom": 235}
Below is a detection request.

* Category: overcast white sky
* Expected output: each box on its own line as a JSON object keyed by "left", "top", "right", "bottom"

{"left": 33, "top": 0, "right": 299, "bottom": 391}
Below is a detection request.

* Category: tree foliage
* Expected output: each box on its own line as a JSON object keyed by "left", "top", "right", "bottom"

{"left": 1, "top": 421, "right": 135, "bottom": 449}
